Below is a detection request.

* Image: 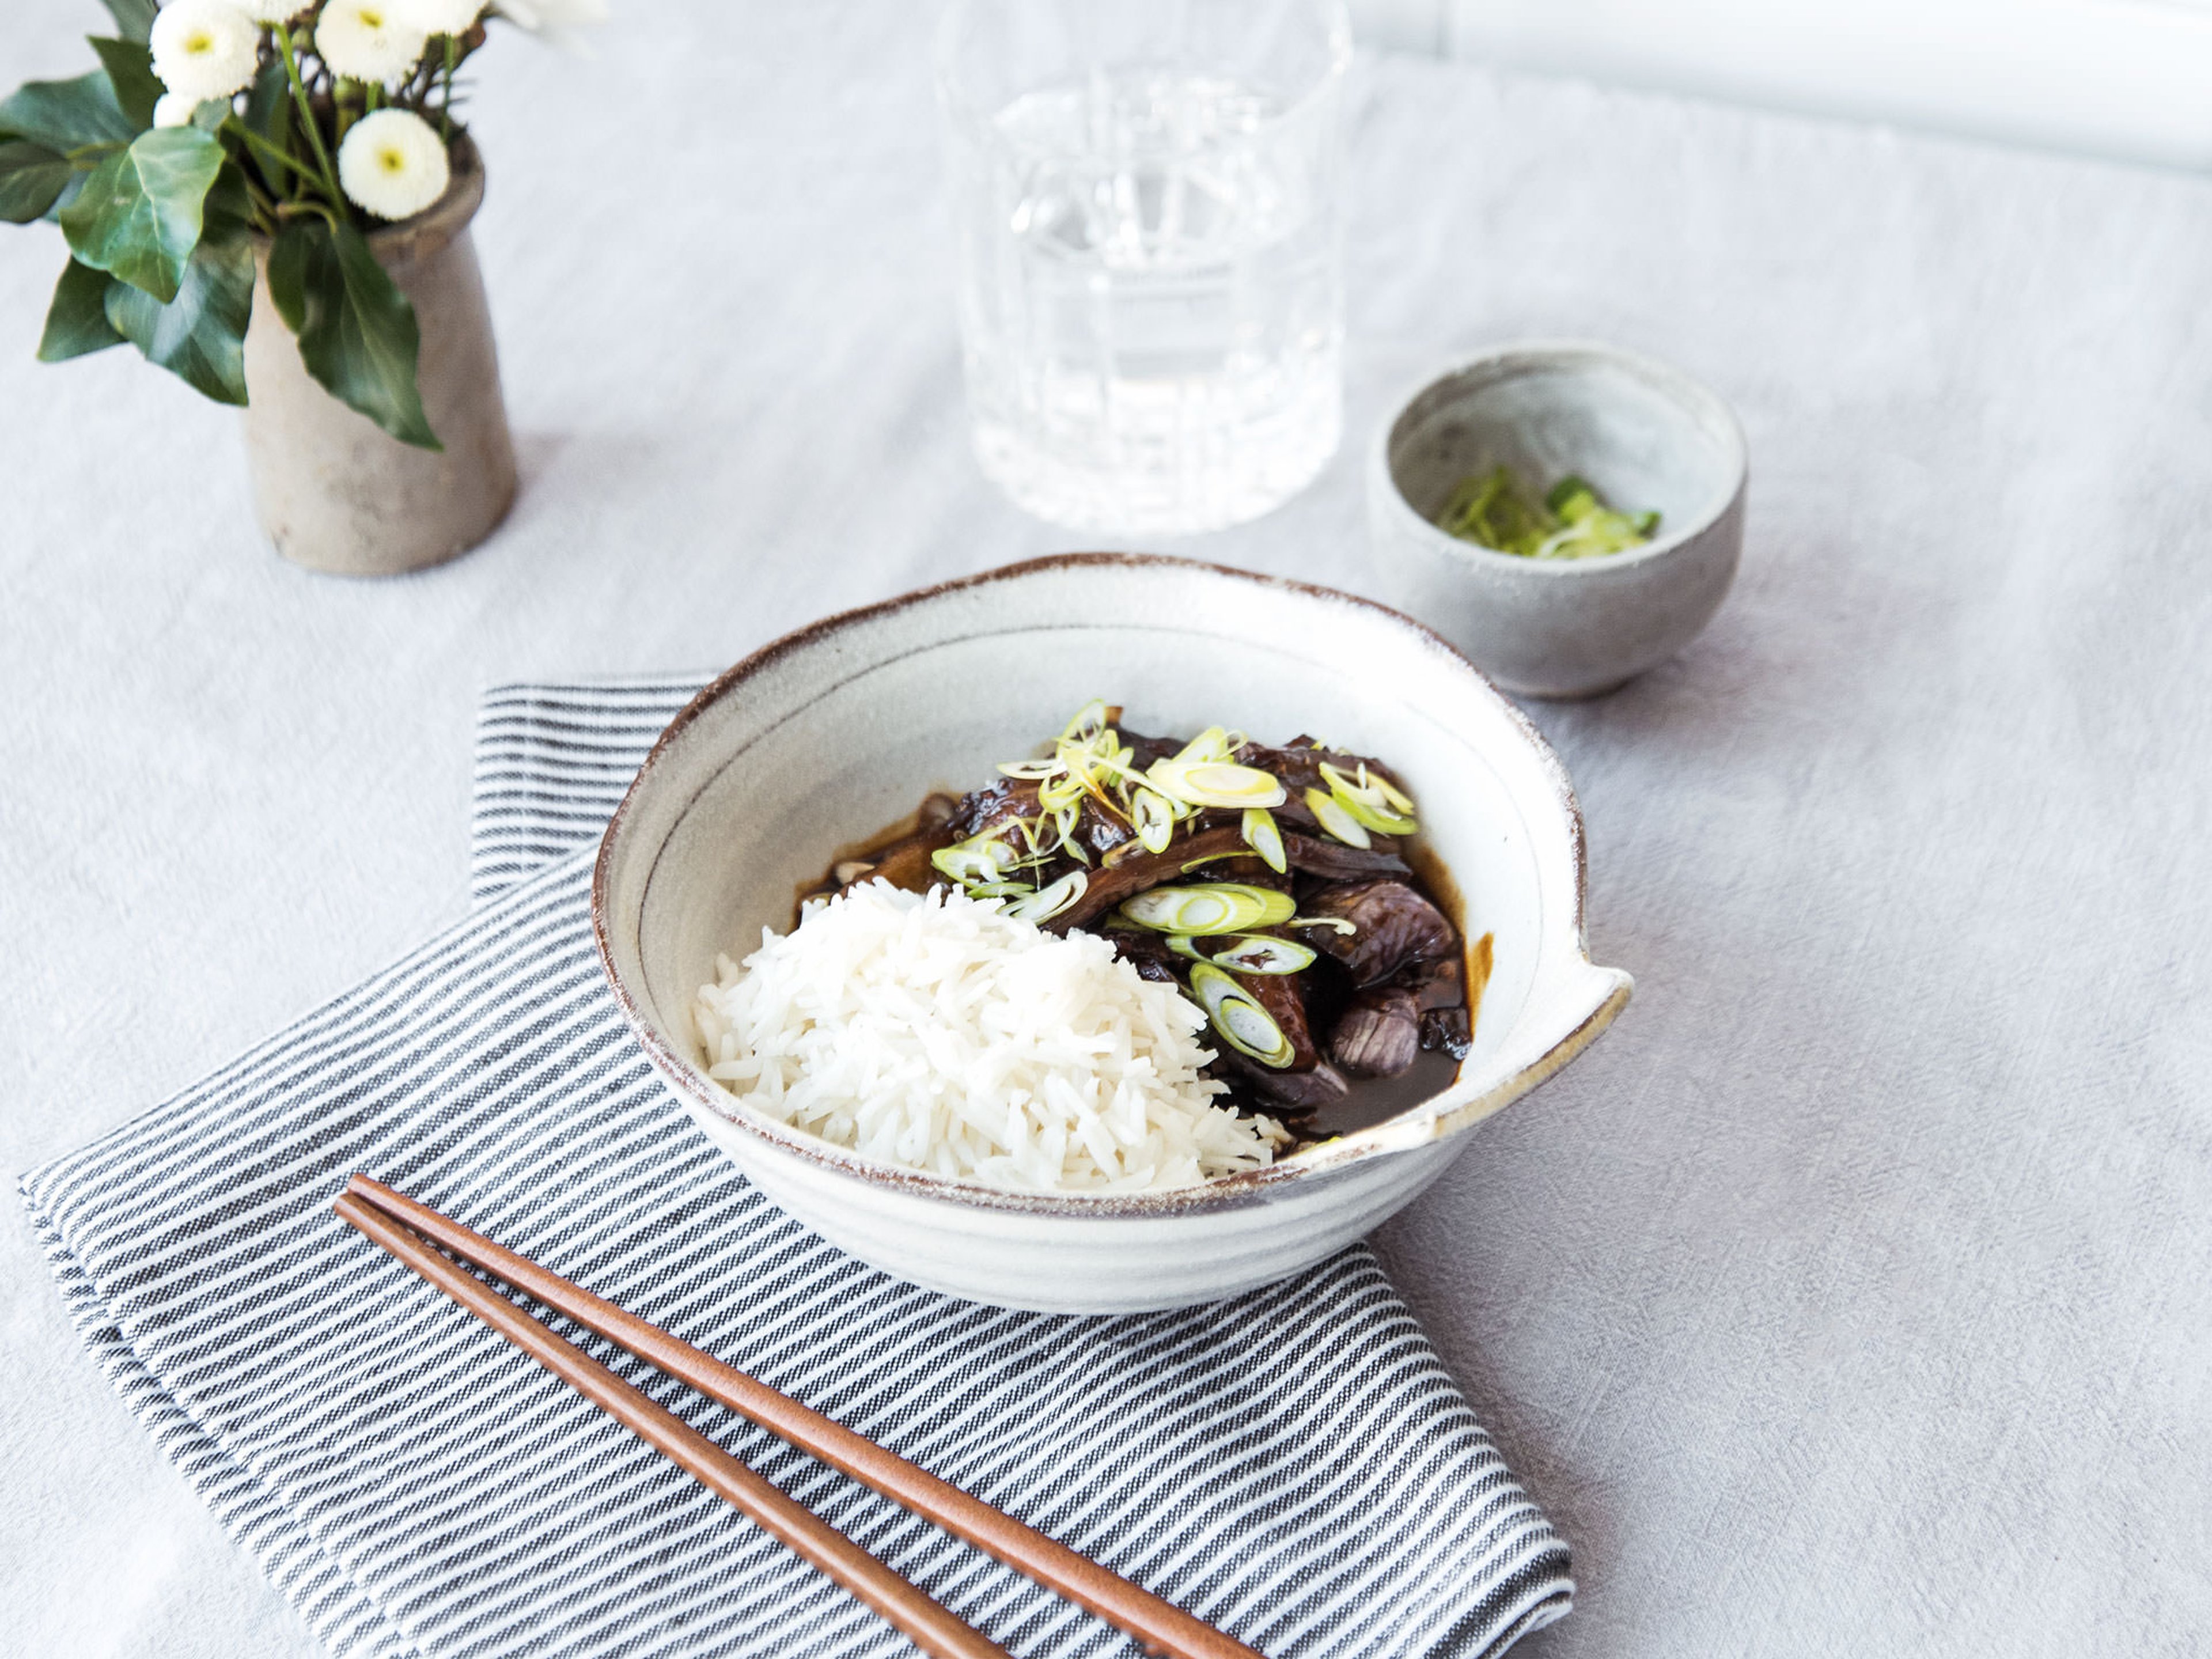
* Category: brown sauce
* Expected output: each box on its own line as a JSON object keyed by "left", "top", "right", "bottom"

{"left": 791, "top": 791, "right": 960, "bottom": 926}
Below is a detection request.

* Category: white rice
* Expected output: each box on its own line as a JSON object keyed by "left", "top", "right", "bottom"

{"left": 692, "top": 881, "right": 1286, "bottom": 1192}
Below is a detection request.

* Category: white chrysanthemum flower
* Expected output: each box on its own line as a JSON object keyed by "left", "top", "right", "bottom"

{"left": 494, "top": 0, "right": 605, "bottom": 50}
{"left": 390, "top": 0, "right": 484, "bottom": 34}
{"left": 150, "top": 0, "right": 260, "bottom": 103}
{"left": 316, "top": 1, "right": 430, "bottom": 81}
{"left": 151, "top": 90, "right": 203, "bottom": 127}
{"left": 214, "top": 0, "right": 302, "bottom": 21}
{"left": 337, "top": 107, "right": 450, "bottom": 220}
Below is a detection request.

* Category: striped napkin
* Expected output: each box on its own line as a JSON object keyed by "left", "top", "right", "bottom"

{"left": 20, "top": 676, "right": 1572, "bottom": 1659}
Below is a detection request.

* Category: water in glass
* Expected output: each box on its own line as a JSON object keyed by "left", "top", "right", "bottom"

{"left": 948, "top": 66, "right": 1343, "bottom": 535}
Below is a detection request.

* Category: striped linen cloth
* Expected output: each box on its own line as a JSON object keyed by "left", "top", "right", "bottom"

{"left": 20, "top": 677, "right": 1573, "bottom": 1659}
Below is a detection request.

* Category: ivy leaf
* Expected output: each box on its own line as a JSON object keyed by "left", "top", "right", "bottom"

{"left": 267, "top": 217, "right": 441, "bottom": 450}
{"left": 205, "top": 157, "right": 252, "bottom": 226}
{"left": 0, "top": 139, "right": 73, "bottom": 224}
{"left": 99, "top": 0, "right": 160, "bottom": 46}
{"left": 37, "top": 259, "right": 124, "bottom": 361}
{"left": 0, "top": 70, "right": 135, "bottom": 153}
{"left": 88, "top": 37, "right": 162, "bottom": 132}
{"left": 103, "top": 222, "right": 253, "bottom": 404}
{"left": 243, "top": 54, "right": 289, "bottom": 147}
{"left": 59, "top": 125, "right": 226, "bottom": 304}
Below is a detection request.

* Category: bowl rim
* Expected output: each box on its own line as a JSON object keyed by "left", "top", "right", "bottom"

{"left": 1370, "top": 336, "right": 1750, "bottom": 578}
{"left": 592, "top": 551, "right": 1630, "bottom": 1218}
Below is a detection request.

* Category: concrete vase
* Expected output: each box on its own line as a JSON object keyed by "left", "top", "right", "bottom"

{"left": 241, "top": 137, "right": 517, "bottom": 577}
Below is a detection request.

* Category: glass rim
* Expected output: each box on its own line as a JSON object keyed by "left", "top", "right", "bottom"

{"left": 933, "top": 0, "right": 1354, "bottom": 146}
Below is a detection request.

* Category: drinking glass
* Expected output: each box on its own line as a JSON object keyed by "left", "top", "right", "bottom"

{"left": 937, "top": 0, "right": 1352, "bottom": 536}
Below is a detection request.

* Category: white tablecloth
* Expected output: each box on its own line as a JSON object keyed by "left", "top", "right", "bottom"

{"left": 3, "top": 5, "right": 2207, "bottom": 1656}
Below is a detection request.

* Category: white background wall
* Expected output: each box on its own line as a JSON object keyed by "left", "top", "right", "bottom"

{"left": 1353, "top": 0, "right": 2212, "bottom": 171}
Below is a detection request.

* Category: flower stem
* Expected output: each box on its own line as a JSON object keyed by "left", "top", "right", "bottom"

{"left": 275, "top": 196, "right": 344, "bottom": 231}
{"left": 238, "top": 171, "right": 280, "bottom": 235}
{"left": 440, "top": 36, "right": 457, "bottom": 139}
{"left": 277, "top": 25, "right": 345, "bottom": 210}
{"left": 225, "top": 119, "right": 321, "bottom": 190}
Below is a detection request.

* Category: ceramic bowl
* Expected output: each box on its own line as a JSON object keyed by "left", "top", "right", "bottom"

{"left": 593, "top": 554, "right": 1630, "bottom": 1313}
{"left": 1367, "top": 341, "right": 1748, "bottom": 699}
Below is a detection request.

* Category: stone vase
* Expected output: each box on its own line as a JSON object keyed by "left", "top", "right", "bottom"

{"left": 242, "top": 136, "right": 517, "bottom": 577}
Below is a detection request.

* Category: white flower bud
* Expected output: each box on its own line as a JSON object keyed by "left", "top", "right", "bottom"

{"left": 336, "top": 107, "right": 450, "bottom": 221}
{"left": 316, "top": 1, "right": 430, "bottom": 82}
{"left": 151, "top": 90, "right": 203, "bottom": 127}
{"left": 150, "top": 0, "right": 260, "bottom": 103}
{"left": 391, "top": 0, "right": 485, "bottom": 35}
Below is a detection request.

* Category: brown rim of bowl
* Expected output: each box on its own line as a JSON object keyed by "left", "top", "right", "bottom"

{"left": 591, "top": 551, "right": 1602, "bottom": 1218}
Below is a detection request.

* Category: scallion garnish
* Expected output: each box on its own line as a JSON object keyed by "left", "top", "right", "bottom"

{"left": 931, "top": 835, "right": 1018, "bottom": 885}
{"left": 1001, "top": 869, "right": 1087, "bottom": 923}
{"left": 1188, "top": 964, "right": 1297, "bottom": 1067}
{"left": 1319, "top": 761, "right": 1418, "bottom": 836}
{"left": 1132, "top": 787, "right": 1176, "bottom": 854}
{"left": 1241, "top": 806, "right": 1288, "bottom": 873}
{"left": 1146, "top": 757, "right": 1287, "bottom": 810}
{"left": 1161, "top": 933, "right": 1316, "bottom": 974}
{"left": 1304, "top": 787, "right": 1372, "bottom": 850}
{"left": 1435, "top": 466, "right": 1661, "bottom": 560}
{"left": 1117, "top": 883, "right": 1297, "bottom": 935}
{"left": 1209, "top": 935, "right": 1316, "bottom": 975}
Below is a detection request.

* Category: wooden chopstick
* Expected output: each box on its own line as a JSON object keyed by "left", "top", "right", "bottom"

{"left": 333, "top": 1192, "right": 1012, "bottom": 1659}
{"left": 339, "top": 1174, "right": 1268, "bottom": 1659}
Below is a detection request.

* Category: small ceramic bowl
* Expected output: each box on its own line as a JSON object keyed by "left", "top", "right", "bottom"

{"left": 1367, "top": 341, "right": 1748, "bottom": 699}
{"left": 593, "top": 554, "right": 1631, "bottom": 1313}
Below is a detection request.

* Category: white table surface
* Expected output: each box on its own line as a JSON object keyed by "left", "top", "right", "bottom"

{"left": 5, "top": 5, "right": 2209, "bottom": 1657}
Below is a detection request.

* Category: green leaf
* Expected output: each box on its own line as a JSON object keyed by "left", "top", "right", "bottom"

{"left": 0, "top": 70, "right": 135, "bottom": 153}
{"left": 242, "top": 55, "right": 288, "bottom": 148}
{"left": 206, "top": 158, "right": 252, "bottom": 226}
{"left": 103, "top": 223, "right": 252, "bottom": 404}
{"left": 99, "top": 0, "right": 160, "bottom": 46}
{"left": 0, "top": 139, "right": 72, "bottom": 223}
{"left": 37, "top": 258, "right": 124, "bottom": 361}
{"left": 59, "top": 126, "right": 226, "bottom": 304}
{"left": 267, "top": 218, "right": 441, "bottom": 450}
{"left": 88, "top": 37, "right": 162, "bottom": 131}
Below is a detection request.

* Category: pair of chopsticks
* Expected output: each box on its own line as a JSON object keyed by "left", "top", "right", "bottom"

{"left": 334, "top": 1176, "right": 1266, "bottom": 1659}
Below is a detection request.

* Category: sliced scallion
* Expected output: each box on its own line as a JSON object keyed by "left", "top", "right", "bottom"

{"left": 1188, "top": 963, "right": 1297, "bottom": 1068}
{"left": 931, "top": 836, "right": 1018, "bottom": 884}
{"left": 1001, "top": 869, "right": 1086, "bottom": 923}
{"left": 1180, "top": 850, "right": 1254, "bottom": 873}
{"left": 1037, "top": 770, "right": 1086, "bottom": 813}
{"left": 1369, "top": 771, "right": 1417, "bottom": 816}
{"left": 1132, "top": 787, "right": 1175, "bottom": 854}
{"left": 1319, "top": 760, "right": 1418, "bottom": 835}
{"left": 1165, "top": 931, "right": 1315, "bottom": 973}
{"left": 1060, "top": 699, "right": 1110, "bottom": 743}
{"left": 1147, "top": 756, "right": 1287, "bottom": 810}
{"left": 1304, "top": 787, "right": 1372, "bottom": 849}
{"left": 1173, "top": 726, "right": 1236, "bottom": 765}
{"left": 1118, "top": 882, "right": 1296, "bottom": 935}
{"left": 1241, "top": 806, "right": 1287, "bottom": 873}
{"left": 1209, "top": 934, "right": 1316, "bottom": 975}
